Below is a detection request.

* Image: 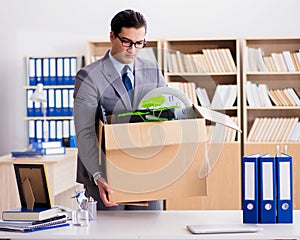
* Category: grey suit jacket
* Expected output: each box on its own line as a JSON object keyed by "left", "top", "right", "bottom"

{"left": 74, "top": 51, "right": 166, "bottom": 185}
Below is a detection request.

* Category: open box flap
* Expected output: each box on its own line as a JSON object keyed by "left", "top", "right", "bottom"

{"left": 193, "top": 105, "right": 242, "bottom": 133}
{"left": 103, "top": 119, "right": 207, "bottom": 151}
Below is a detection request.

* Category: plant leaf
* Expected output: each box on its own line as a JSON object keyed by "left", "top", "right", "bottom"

{"left": 141, "top": 95, "right": 166, "bottom": 108}
{"left": 118, "top": 111, "right": 150, "bottom": 117}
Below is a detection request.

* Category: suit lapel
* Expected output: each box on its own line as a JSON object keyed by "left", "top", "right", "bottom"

{"left": 132, "top": 58, "right": 146, "bottom": 109}
{"left": 101, "top": 53, "right": 132, "bottom": 111}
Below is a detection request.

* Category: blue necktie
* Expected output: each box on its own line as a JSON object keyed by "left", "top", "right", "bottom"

{"left": 122, "top": 65, "right": 133, "bottom": 102}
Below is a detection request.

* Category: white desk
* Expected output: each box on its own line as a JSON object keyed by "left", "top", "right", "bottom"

{"left": 1, "top": 210, "right": 300, "bottom": 240}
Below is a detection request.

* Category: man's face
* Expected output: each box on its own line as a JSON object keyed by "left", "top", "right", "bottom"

{"left": 110, "top": 27, "right": 146, "bottom": 64}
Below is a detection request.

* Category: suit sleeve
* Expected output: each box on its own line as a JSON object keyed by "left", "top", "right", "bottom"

{"left": 158, "top": 67, "right": 167, "bottom": 87}
{"left": 73, "top": 68, "right": 102, "bottom": 178}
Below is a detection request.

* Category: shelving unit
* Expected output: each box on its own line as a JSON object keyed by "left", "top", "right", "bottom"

{"left": 243, "top": 37, "right": 300, "bottom": 145}
{"left": 243, "top": 37, "right": 300, "bottom": 209}
{"left": 162, "top": 38, "right": 241, "bottom": 210}
{"left": 87, "top": 40, "right": 111, "bottom": 64}
{"left": 85, "top": 38, "right": 242, "bottom": 210}
{"left": 163, "top": 39, "right": 241, "bottom": 141}
{"left": 19, "top": 37, "right": 300, "bottom": 211}
{"left": 24, "top": 55, "right": 83, "bottom": 147}
{"left": 243, "top": 38, "right": 300, "bottom": 144}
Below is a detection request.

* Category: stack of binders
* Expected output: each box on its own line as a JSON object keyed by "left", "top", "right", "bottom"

{"left": 28, "top": 119, "right": 76, "bottom": 146}
{"left": 27, "top": 56, "right": 81, "bottom": 86}
{"left": 27, "top": 88, "right": 74, "bottom": 117}
{"left": 242, "top": 152, "right": 293, "bottom": 224}
{"left": 26, "top": 55, "right": 81, "bottom": 147}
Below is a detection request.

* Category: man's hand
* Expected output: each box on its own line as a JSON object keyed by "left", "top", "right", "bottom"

{"left": 96, "top": 177, "right": 118, "bottom": 207}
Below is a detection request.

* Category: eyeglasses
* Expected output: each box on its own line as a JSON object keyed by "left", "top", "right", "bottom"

{"left": 116, "top": 35, "right": 146, "bottom": 49}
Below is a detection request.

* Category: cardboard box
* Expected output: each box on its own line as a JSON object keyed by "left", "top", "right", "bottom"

{"left": 99, "top": 105, "right": 241, "bottom": 203}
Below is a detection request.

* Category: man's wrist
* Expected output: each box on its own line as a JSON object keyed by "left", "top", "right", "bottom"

{"left": 93, "top": 172, "right": 105, "bottom": 186}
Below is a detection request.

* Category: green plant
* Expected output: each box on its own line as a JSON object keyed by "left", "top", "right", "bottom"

{"left": 118, "top": 94, "right": 180, "bottom": 122}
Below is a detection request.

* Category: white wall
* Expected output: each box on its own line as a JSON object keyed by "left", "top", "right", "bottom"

{"left": 0, "top": 0, "right": 299, "bottom": 155}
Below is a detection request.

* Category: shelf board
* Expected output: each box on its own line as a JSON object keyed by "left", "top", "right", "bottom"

{"left": 25, "top": 85, "right": 74, "bottom": 89}
{"left": 246, "top": 106, "right": 300, "bottom": 110}
{"left": 166, "top": 72, "right": 237, "bottom": 76}
{"left": 245, "top": 71, "right": 300, "bottom": 75}
{"left": 24, "top": 116, "right": 73, "bottom": 120}
{"left": 246, "top": 141, "right": 299, "bottom": 144}
{"left": 209, "top": 106, "right": 238, "bottom": 111}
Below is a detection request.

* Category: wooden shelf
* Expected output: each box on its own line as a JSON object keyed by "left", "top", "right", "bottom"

{"left": 243, "top": 37, "right": 300, "bottom": 144}
{"left": 25, "top": 85, "right": 74, "bottom": 89}
{"left": 24, "top": 116, "right": 73, "bottom": 120}
{"left": 163, "top": 38, "right": 241, "bottom": 144}
{"left": 162, "top": 38, "right": 241, "bottom": 210}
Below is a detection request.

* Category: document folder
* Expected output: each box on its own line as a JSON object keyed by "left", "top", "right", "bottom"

{"left": 259, "top": 154, "right": 276, "bottom": 223}
{"left": 36, "top": 120, "right": 43, "bottom": 142}
{"left": 28, "top": 58, "right": 36, "bottom": 86}
{"left": 276, "top": 153, "right": 293, "bottom": 223}
{"left": 43, "top": 58, "right": 50, "bottom": 85}
{"left": 56, "top": 120, "right": 63, "bottom": 144}
{"left": 28, "top": 120, "right": 36, "bottom": 144}
{"left": 70, "top": 57, "right": 77, "bottom": 85}
{"left": 56, "top": 58, "right": 63, "bottom": 85}
{"left": 63, "top": 57, "right": 71, "bottom": 85}
{"left": 27, "top": 89, "right": 35, "bottom": 117}
{"left": 35, "top": 58, "right": 42, "bottom": 85}
{"left": 49, "top": 120, "right": 56, "bottom": 142}
{"left": 48, "top": 89, "right": 55, "bottom": 116}
{"left": 242, "top": 154, "right": 259, "bottom": 223}
{"left": 55, "top": 89, "right": 62, "bottom": 116}
{"left": 49, "top": 58, "right": 57, "bottom": 85}
{"left": 69, "top": 89, "right": 74, "bottom": 116}
{"left": 62, "top": 89, "right": 69, "bottom": 116}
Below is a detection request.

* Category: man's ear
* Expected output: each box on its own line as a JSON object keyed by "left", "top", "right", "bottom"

{"left": 109, "top": 32, "right": 115, "bottom": 42}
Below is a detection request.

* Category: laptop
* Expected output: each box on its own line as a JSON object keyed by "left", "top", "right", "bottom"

{"left": 186, "top": 224, "right": 263, "bottom": 234}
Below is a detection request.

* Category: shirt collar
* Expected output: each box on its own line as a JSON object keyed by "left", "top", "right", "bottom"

{"left": 109, "top": 50, "right": 134, "bottom": 76}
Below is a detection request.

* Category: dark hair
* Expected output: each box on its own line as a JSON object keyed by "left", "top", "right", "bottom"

{"left": 110, "top": 9, "right": 147, "bottom": 37}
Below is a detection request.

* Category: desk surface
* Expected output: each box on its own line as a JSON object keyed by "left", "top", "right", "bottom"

{"left": 1, "top": 210, "right": 300, "bottom": 240}
{"left": 0, "top": 148, "right": 77, "bottom": 164}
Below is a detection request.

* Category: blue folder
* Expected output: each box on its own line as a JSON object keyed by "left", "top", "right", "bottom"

{"left": 63, "top": 57, "right": 71, "bottom": 85}
{"left": 69, "top": 88, "right": 74, "bottom": 116}
{"left": 62, "top": 89, "right": 69, "bottom": 116}
{"left": 27, "top": 89, "right": 35, "bottom": 117}
{"left": 55, "top": 89, "right": 62, "bottom": 116}
{"left": 276, "top": 153, "right": 293, "bottom": 223}
{"left": 43, "top": 58, "right": 50, "bottom": 86}
{"left": 49, "top": 58, "right": 57, "bottom": 85}
{"left": 70, "top": 56, "right": 77, "bottom": 85}
{"left": 28, "top": 58, "right": 36, "bottom": 86}
{"left": 48, "top": 120, "right": 57, "bottom": 142}
{"left": 259, "top": 154, "right": 276, "bottom": 223}
{"left": 47, "top": 89, "right": 55, "bottom": 116}
{"left": 28, "top": 120, "right": 36, "bottom": 144}
{"left": 35, "top": 58, "right": 43, "bottom": 85}
{"left": 242, "top": 154, "right": 260, "bottom": 223}
{"left": 56, "top": 58, "right": 64, "bottom": 85}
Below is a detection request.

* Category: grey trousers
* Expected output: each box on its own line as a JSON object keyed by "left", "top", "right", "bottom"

{"left": 84, "top": 183, "right": 163, "bottom": 211}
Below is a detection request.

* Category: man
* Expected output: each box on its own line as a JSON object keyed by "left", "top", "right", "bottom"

{"left": 74, "top": 9, "right": 166, "bottom": 210}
